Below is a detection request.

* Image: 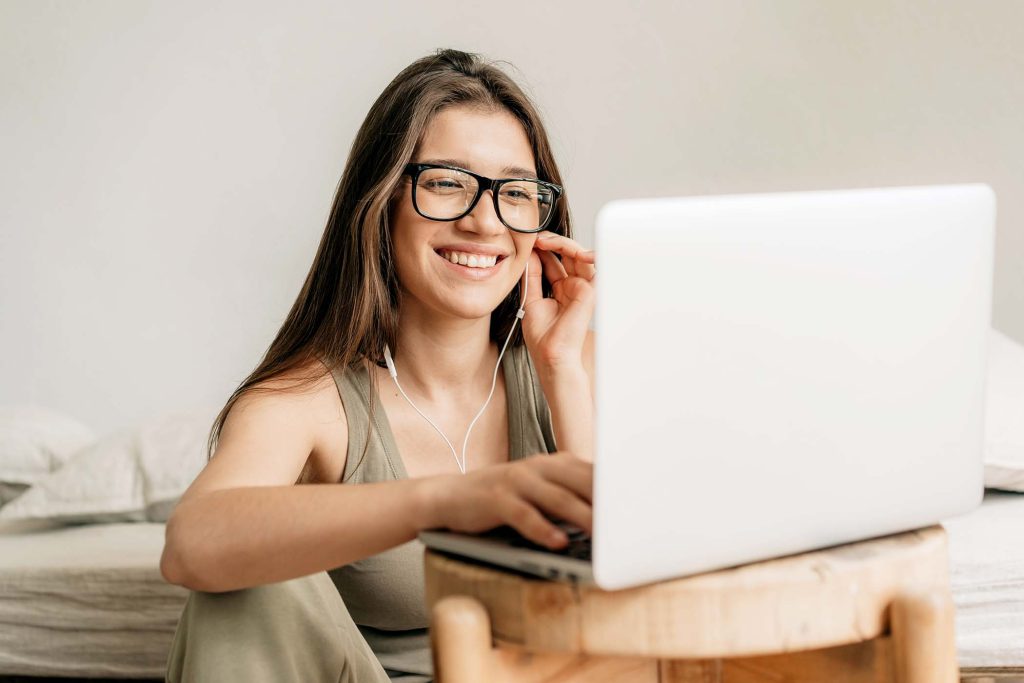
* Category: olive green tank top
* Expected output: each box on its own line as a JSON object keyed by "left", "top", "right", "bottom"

{"left": 325, "top": 344, "right": 557, "bottom": 681}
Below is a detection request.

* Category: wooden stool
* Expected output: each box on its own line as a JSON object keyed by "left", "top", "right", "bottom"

{"left": 424, "top": 525, "right": 958, "bottom": 682}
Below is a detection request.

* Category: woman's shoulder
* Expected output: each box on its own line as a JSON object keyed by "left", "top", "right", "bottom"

{"left": 180, "top": 358, "right": 349, "bottom": 503}
{"left": 243, "top": 357, "right": 345, "bottom": 419}
{"left": 241, "top": 356, "right": 350, "bottom": 485}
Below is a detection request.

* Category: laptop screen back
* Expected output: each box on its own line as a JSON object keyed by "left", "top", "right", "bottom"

{"left": 592, "top": 184, "right": 994, "bottom": 589}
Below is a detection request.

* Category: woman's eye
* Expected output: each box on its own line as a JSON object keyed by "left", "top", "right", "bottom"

{"left": 423, "top": 179, "right": 465, "bottom": 192}
{"left": 502, "top": 188, "right": 533, "bottom": 201}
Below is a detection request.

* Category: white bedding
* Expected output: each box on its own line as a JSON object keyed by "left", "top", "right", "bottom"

{"left": 943, "top": 489, "right": 1024, "bottom": 671}
{"left": 0, "top": 520, "right": 187, "bottom": 678}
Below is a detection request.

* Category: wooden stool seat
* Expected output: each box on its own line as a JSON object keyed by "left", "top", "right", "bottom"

{"left": 424, "top": 525, "right": 959, "bottom": 682}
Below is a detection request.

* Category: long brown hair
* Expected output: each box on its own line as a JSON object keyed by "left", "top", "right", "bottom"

{"left": 206, "top": 49, "right": 573, "bottom": 479}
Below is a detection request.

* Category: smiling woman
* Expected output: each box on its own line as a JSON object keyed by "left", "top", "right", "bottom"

{"left": 159, "top": 49, "right": 596, "bottom": 682}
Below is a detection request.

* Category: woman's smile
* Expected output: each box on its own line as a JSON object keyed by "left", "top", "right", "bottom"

{"left": 432, "top": 244, "right": 511, "bottom": 280}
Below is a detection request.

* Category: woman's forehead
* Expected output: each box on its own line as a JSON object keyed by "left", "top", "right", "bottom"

{"left": 416, "top": 106, "right": 536, "bottom": 178}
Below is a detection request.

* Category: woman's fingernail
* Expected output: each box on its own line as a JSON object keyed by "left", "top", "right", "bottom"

{"left": 536, "top": 233, "right": 555, "bottom": 240}
{"left": 549, "top": 529, "right": 567, "bottom": 545}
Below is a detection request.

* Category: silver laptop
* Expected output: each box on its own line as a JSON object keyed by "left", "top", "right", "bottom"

{"left": 419, "top": 183, "right": 995, "bottom": 590}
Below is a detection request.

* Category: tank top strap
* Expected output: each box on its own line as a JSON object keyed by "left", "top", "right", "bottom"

{"left": 326, "top": 359, "right": 407, "bottom": 484}
{"left": 503, "top": 344, "right": 558, "bottom": 459}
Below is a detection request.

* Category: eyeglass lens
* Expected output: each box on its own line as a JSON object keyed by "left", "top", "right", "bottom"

{"left": 414, "top": 167, "right": 555, "bottom": 232}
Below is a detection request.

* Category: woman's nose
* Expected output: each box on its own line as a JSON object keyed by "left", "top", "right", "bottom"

{"left": 456, "top": 189, "right": 505, "bottom": 236}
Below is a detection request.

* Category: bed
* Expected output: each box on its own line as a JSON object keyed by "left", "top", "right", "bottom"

{"left": 946, "top": 489, "right": 1024, "bottom": 680}
{"left": 0, "top": 519, "right": 186, "bottom": 680}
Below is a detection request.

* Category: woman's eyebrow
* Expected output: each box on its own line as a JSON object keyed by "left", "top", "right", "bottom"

{"left": 421, "top": 158, "right": 538, "bottom": 178}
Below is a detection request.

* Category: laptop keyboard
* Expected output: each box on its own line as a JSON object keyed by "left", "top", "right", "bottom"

{"left": 479, "top": 523, "right": 592, "bottom": 562}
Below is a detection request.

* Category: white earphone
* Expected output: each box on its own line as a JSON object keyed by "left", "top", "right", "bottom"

{"left": 383, "top": 261, "right": 530, "bottom": 474}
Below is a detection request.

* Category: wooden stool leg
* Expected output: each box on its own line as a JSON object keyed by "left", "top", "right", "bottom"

{"left": 891, "top": 587, "right": 959, "bottom": 683}
{"left": 431, "top": 596, "right": 494, "bottom": 683}
{"left": 431, "top": 595, "right": 659, "bottom": 683}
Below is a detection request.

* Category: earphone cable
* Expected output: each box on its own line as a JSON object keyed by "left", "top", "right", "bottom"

{"left": 389, "top": 372, "right": 465, "bottom": 473}
{"left": 458, "top": 304, "right": 520, "bottom": 472}
{"left": 385, "top": 260, "right": 530, "bottom": 475}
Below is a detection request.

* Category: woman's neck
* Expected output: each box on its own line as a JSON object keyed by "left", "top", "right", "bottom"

{"left": 390, "top": 303, "right": 498, "bottom": 403}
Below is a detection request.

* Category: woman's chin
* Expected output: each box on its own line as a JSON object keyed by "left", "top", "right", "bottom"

{"left": 431, "top": 290, "right": 509, "bottom": 321}
{"left": 448, "top": 301, "right": 504, "bottom": 321}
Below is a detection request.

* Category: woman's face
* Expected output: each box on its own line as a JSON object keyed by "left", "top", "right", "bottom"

{"left": 391, "top": 105, "right": 541, "bottom": 322}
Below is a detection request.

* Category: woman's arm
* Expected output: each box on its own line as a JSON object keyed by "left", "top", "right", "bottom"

{"left": 537, "top": 353, "right": 593, "bottom": 462}
{"left": 163, "top": 478, "right": 434, "bottom": 593}
{"left": 160, "top": 368, "right": 593, "bottom": 593}
{"left": 521, "top": 234, "right": 597, "bottom": 461}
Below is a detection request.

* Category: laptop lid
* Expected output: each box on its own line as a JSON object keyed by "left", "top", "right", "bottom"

{"left": 592, "top": 184, "right": 994, "bottom": 589}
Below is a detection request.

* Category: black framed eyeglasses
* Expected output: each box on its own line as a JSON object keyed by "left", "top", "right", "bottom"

{"left": 403, "top": 163, "right": 563, "bottom": 233}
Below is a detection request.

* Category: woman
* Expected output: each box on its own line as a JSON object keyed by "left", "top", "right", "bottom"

{"left": 161, "top": 48, "right": 596, "bottom": 682}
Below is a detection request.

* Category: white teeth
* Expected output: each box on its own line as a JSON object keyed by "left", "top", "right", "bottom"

{"left": 439, "top": 249, "right": 499, "bottom": 269}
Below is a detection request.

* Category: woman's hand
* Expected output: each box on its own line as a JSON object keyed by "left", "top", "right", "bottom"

{"left": 420, "top": 452, "right": 592, "bottom": 549}
{"left": 520, "top": 231, "right": 596, "bottom": 373}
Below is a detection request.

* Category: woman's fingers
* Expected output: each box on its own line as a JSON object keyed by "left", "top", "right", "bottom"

{"left": 535, "top": 232, "right": 595, "bottom": 264}
{"left": 523, "top": 479, "right": 593, "bottom": 535}
{"left": 522, "top": 250, "right": 544, "bottom": 307}
{"left": 535, "top": 453, "right": 594, "bottom": 504}
{"left": 575, "top": 260, "right": 596, "bottom": 281}
{"left": 537, "top": 248, "right": 567, "bottom": 285}
{"left": 549, "top": 277, "right": 596, "bottom": 337}
{"left": 436, "top": 457, "right": 594, "bottom": 548}
{"left": 499, "top": 457, "right": 594, "bottom": 546}
{"left": 498, "top": 495, "right": 568, "bottom": 548}
{"left": 535, "top": 232, "right": 596, "bottom": 281}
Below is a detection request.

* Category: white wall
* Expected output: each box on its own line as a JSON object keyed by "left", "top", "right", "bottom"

{"left": 2, "top": 0, "right": 1022, "bottom": 432}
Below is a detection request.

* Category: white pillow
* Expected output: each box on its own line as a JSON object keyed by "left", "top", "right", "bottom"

{"left": 0, "top": 406, "right": 95, "bottom": 506}
{"left": 984, "top": 329, "right": 1024, "bottom": 492}
{"left": 0, "top": 412, "right": 212, "bottom": 524}
{"left": 138, "top": 412, "right": 215, "bottom": 521}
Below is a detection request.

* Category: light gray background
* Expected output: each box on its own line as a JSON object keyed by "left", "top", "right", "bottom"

{"left": 2, "top": 1, "right": 1022, "bottom": 433}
